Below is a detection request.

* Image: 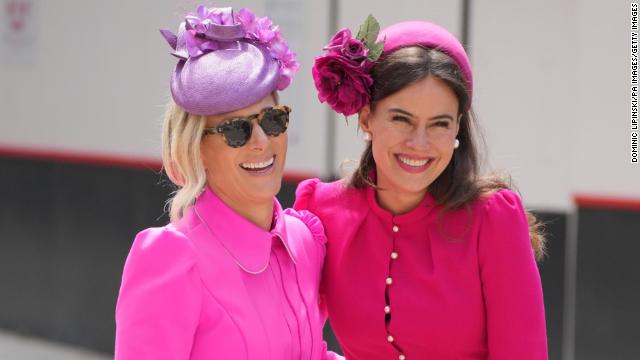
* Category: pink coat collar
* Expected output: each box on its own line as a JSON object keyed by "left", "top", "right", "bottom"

{"left": 192, "top": 186, "right": 296, "bottom": 274}
{"left": 365, "top": 184, "right": 437, "bottom": 225}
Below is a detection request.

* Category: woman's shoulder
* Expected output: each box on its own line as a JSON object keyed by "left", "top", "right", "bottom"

{"left": 293, "top": 177, "right": 365, "bottom": 213}
{"left": 124, "top": 224, "right": 197, "bottom": 274}
{"left": 476, "top": 188, "right": 526, "bottom": 220}
{"left": 471, "top": 188, "right": 530, "bottom": 249}
{"left": 438, "top": 189, "right": 527, "bottom": 237}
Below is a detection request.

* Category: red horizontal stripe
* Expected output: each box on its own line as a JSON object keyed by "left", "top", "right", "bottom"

{"left": 574, "top": 194, "right": 640, "bottom": 211}
{"left": 0, "top": 144, "right": 162, "bottom": 170}
{"left": 0, "top": 144, "right": 317, "bottom": 183}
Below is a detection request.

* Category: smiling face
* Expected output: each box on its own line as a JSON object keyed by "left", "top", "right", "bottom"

{"left": 200, "top": 94, "right": 287, "bottom": 208}
{"left": 359, "top": 75, "right": 460, "bottom": 210}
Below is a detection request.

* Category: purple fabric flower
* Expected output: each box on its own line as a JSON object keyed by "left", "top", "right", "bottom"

{"left": 185, "top": 5, "right": 213, "bottom": 33}
{"left": 269, "top": 32, "right": 300, "bottom": 90}
{"left": 322, "top": 28, "right": 367, "bottom": 61}
{"left": 236, "top": 8, "right": 275, "bottom": 43}
{"left": 185, "top": 5, "right": 236, "bottom": 57}
{"left": 323, "top": 28, "right": 351, "bottom": 52}
{"left": 256, "top": 17, "right": 276, "bottom": 43}
{"left": 342, "top": 38, "right": 367, "bottom": 60}
{"left": 180, "top": 5, "right": 299, "bottom": 90}
{"left": 235, "top": 8, "right": 257, "bottom": 37}
{"left": 209, "top": 7, "right": 234, "bottom": 25}
{"left": 185, "top": 29, "right": 219, "bottom": 58}
{"left": 312, "top": 53, "right": 374, "bottom": 116}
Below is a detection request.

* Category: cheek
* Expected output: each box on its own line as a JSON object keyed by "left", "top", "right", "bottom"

{"left": 273, "top": 133, "right": 288, "bottom": 157}
{"left": 435, "top": 138, "right": 455, "bottom": 158}
{"left": 201, "top": 141, "right": 236, "bottom": 174}
{"left": 371, "top": 126, "right": 403, "bottom": 158}
{"left": 370, "top": 135, "right": 394, "bottom": 169}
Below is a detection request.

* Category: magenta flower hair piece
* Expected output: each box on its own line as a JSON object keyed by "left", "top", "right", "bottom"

{"left": 178, "top": 5, "right": 299, "bottom": 91}
{"left": 312, "top": 15, "right": 385, "bottom": 116}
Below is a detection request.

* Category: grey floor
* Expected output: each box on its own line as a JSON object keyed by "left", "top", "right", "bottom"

{"left": 0, "top": 330, "right": 111, "bottom": 360}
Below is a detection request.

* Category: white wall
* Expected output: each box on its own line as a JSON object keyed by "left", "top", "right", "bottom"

{"left": 2, "top": 0, "right": 637, "bottom": 210}
{"left": 472, "top": 0, "right": 639, "bottom": 210}
{"left": 571, "top": 1, "right": 638, "bottom": 199}
{"left": 472, "top": 0, "right": 578, "bottom": 210}
{"left": 0, "top": 0, "right": 330, "bottom": 175}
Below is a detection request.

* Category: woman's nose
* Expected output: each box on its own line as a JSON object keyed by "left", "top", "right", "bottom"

{"left": 405, "top": 128, "right": 431, "bottom": 150}
{"left": 246, "top": 119, "right": 269, "bottom": 150}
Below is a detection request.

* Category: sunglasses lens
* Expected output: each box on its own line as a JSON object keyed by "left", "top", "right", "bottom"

{"left": 261, "top": 108, "right": 289, "bottom": 136}
{"left": 222, "top": 120, "right": 251, "bottom": 147}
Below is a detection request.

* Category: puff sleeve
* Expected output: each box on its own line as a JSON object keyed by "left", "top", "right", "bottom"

{"left": 115, "top": 227, "right": 202, "bottom": 360}
{"left": 293, "top": 178, "right": 321, "bottom": 212}
{"left": 478, "top": 190, "right": 548, "bottom": 359}
{"left": 284, "top": 208, "right": 327, "bottom": 263}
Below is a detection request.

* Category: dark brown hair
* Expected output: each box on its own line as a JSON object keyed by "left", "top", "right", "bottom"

{"left": 350, "top": 46, "right": 546, "bottom": 261}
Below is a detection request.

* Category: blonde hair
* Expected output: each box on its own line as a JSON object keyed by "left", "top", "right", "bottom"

{"left": 161, "top": 101, "right": 208, "bottom": 222}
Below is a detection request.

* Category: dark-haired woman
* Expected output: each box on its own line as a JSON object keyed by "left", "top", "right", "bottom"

{"left": 295, "top": 20, "right": 548, "bottom": 359}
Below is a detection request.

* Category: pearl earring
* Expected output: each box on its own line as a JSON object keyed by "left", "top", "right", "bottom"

{"left": 454, "top": 138, "right": 460, "bottom": 149}
{"left": 363, "top": 132, "right": 372, "bottom": 141}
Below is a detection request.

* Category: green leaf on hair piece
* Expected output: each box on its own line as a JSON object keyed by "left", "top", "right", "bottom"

{"left": 356, "top": 14, "right": 380, "bottom": 48}
{"left": 367, "top": 39, "right": 385, "bottom": 61}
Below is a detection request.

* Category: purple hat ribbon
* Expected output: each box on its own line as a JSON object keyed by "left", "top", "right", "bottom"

{"left": 160, "top": 6, "right": 246, "bottom": 59}
{"left": 186, "top": 6, "right": 245, "bottom": 41}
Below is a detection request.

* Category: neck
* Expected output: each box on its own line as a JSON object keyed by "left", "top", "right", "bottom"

{"left": 375, "top": 186, "right": 427, "bottom": 215}
{"left": 213, "top": 188, "right": 274, "bottom": 231}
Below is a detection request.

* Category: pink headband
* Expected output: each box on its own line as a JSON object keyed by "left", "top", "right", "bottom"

{"left": 379, "top": 21, "right": 473, "bottom": 108}
{"left": 312, "top": 17, "right": 473, "bottom": 117}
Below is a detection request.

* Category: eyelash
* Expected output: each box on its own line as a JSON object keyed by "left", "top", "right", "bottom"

{"left": 392, "top": 116, "right": 410, "bottom": 123}
{"left": 392, "top": 116, "right": 450, "bottom": 128}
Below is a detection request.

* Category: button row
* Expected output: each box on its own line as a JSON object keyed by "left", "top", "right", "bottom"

{"left": 386, "top": 334, "right": 406, "bottom": 359}
{"left": 390, "top": 224, "right": 404, "bottom": 360}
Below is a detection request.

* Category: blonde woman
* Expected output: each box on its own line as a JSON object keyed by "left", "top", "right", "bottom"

{"left": 115, "top": 5, "right": 342, "bottom": 359}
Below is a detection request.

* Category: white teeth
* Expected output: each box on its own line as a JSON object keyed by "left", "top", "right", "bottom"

{"left": 398, "top": 156, "right": 429, "bottom": 167}
{"left": 241, "top": 156, "right": 274, "bottom": 170}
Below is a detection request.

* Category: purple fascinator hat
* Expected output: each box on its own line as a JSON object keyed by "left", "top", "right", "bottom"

{"left": 160, "top": 5, "right": 300, "bottom": 116}
{"left": 312, "top": 16, "right": 472, "bottom": 117}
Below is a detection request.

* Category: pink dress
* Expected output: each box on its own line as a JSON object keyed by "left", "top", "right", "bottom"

{"left": 115, "top": 186, "right": 342, "bottom": 360}
{"left": 294, "top": 179, "right": 548, "bottom": 360}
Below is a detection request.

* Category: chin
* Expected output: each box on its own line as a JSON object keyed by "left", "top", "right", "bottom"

{"left": 385, "top": 171, "right": 432, "bottom": 194}
{"left": 247, "top": 179, "right": 282, "bottom": 200}
{"left": 396, "top": 180, "right": 430, "bottom": 195}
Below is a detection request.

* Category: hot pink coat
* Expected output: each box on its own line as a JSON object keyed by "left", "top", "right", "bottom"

{"left": 294, "top": 179, "right": 548, "bottom": 360}
{"left": 115, "top": 186, "right": 342, "bottom": 360}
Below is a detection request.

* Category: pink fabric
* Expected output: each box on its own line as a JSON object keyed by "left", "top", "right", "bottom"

{"left": 294, "top": 179, "right": 548, "bottom": 360}
{"left": 115, "top": 186, "right": 343, "bottom": 360}
{"left": 379, "top": 21, "right": 474, "bottom": 109}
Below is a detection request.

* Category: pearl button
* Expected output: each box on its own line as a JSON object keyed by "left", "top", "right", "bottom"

{"left": 391, "top": 252, "right": 399, "bottom": 260}
{"left": 392, "top": 225, "right": 399, "bottom": 233}
{"left": 399, "top": 355, "right": 406, "bottom": 360}
{"left": 384, "top": 305, "right": 391, "bottom": 314}
{"left": 387, "top": 335, "right": 394, "bottom": 343}
{"left": 386, "top": 277, "right": 393, "bottom": 285}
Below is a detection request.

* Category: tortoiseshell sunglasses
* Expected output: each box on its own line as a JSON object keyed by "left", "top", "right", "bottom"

{"left": 203, "top": 105, "right": 291, "bottom": 148}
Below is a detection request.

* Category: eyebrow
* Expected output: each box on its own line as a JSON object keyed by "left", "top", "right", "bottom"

{"left": 219, "top": 106, "right": 273, "bottom": 122}
{"left": 388, "top": 108, "right": 454, "bottom": 121}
